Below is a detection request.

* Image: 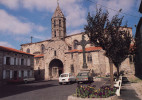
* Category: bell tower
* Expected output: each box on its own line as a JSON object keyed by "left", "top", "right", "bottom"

{"left": 51, "top": 3, "right": 66, "bottom": 40}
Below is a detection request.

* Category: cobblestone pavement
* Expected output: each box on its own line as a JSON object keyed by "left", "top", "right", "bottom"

{"left": 0, "top": 80, "right": 105, "bottom": 100}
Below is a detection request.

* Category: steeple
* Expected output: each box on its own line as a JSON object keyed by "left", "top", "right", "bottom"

{"left": 51, "top": 2, "right": 66, "bottom": 40}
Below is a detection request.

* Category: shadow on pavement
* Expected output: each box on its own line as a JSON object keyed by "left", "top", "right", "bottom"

{"left": 118, "top": 77, "right": 141, "bottom": 100}
{"left": 0, "top": 80, "right": 58, "bottom": 99}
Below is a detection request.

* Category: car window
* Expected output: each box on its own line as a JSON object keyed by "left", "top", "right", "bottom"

{"left": 69, "top": 73, "right": 73, "bottom": 77}
{"left": 78, "top": 72, "right": 88, "bottom": 76}
{"left": 60, "top": 74, "right": 68, "bottom": 77}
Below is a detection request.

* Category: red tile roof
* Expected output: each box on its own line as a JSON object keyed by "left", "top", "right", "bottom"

{"left": 0, "top": 46, "right": 34, "bottom": 56}
{"left": 34, "top": 54, "right": 44, "bottom": 58}
{"left": 67, "top": 47, "right": 102, "bottom": 53}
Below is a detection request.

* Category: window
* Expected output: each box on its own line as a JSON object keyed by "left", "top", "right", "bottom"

{"left": 36, "top": 58, "right": 39, "bottom": 64}
{"left": 21, "top": 59, "right": 24, "bottom": 65}
{"left": 14, "top": 58, "right": 16, "bottom": 65}
{"left": 71, "top": 64, "right": 74, "bottom": 73}
{"left": 74, "top": 40, "right": 78, "bottom": 49}
{"left": 54, "top": 51, "right": 56, "bottom": 56}
{"left": 87, "top": 53, "right": 92, "bottom": 63}
{"left": 68, "top": 46, "right": 72, "bottom": 50}
{"left": 21, "top": 48, "right": 23, "bottom": 51}
{"left": 59, "top": 30, "right": 61, "bottom": 37}
{"left": 26, "top": 48, "right": 30, "bottom": 53}
{"left": 6, "top": 57, "right": 10, "bottom": 65}
{"left": 54, "top": 30, "right": 56, "bottom": 37}
{"left": 59, "top": 19, "right": 61, "bottom": 27}
{"left": 129, "top": 55, "right": 133, "bottom": 63}
{"left": 38, "top": 67, "right": 40, "bottom": 75}
{"left": 71, "top": 53, "right": 73, "bottom": 59}
{"left": 41, "top": 44, "right": 45, "bottom": 54}
{"left": 54, "top": 20, "right": 56, "bottom": 27}
{"left": 6, "top": 70, "right": 10, "bottom": 79}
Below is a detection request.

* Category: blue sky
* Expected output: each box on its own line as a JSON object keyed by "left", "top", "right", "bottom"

{"left": 0, "top": 0, "right": 141, "bottom": 50}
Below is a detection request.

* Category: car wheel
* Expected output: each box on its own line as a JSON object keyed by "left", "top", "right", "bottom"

{"left": 59, "top": 82, "right": 62, "bottom": 85}
{"left": 24, "top": 80, "right": 28, "bottom": 84}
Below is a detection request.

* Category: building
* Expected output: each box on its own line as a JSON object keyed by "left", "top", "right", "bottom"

{"left": 21, "top": 4, "right": 134, "bottom": 80}
{"left": 135, "top": 0, "right": 142, "bottom": 76}
{"left": 0, "top": 46, "right": 34, "bottom": 83}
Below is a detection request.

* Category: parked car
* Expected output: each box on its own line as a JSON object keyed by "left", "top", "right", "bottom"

{"left": 23, "top": 77, "right": 35, "bottom": 83}
{"left": 76, "top": 71, "right": 93, "bottom": 84}
{"left": 59, "top": 73, "right": 76, "bottom": 85}
{"left": 7, "top": 78, "right": 24, "bottom": 84}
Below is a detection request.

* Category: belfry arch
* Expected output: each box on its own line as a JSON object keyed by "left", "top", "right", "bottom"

{"left": 49, "top": 59, "right": 63, "bottom": 79}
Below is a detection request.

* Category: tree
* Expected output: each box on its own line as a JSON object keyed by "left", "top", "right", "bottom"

{"left": 84, "top": 8, "right": 132, "bottom": 87}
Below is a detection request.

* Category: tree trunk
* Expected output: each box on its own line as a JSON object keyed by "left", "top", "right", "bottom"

{"left": 109, "top": 59, "right": 114, "bottom": 88}
{"left": 116, "top": 66, "right": 120, "bottom": 80}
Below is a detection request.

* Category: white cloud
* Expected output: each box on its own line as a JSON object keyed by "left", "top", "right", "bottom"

{"left": 22, "top": 0, "right": 56, "bottom": 11}
{"left": 0, "top": 0, "right": 19, "bottom": 9}
{"left": 33, "top": 35, "right": 48, "bottom": 40}
{"left": 15, "top": 37, "right": 30, "bottom": 42}
{"left": 0, "top": 9, "right": 47, "bottom": 35}
{"left": 21, "top": 0, "right": 87, "bottom": 27}
{"left": 0, "top": 41, "right": 14, "bottom": 48}
{"left": 34, "top": 25, "right": 47, "bottom": 32}
{"left": 0, "top": 9, "right": 32, "bottom": 34}
{"left": 0, "top": 0, "right": 87, "bottom": 28}
{"left": 68, "top": 29, "right": 82, "bottom": 35}
{"left": 89, "top": 0, "right": 136, "bottom": 18}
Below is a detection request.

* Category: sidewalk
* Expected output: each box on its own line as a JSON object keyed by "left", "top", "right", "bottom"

{"left": 118, "top": 77, "right": 141, "bottom": 100}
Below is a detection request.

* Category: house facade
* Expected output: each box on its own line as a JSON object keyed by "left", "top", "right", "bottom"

{"left": 0, "top": 46, "right": 34, "bottom": 83}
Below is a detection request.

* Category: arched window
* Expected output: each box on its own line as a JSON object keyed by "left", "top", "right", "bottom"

{"left": 59, "top": 19, "right": 61, "bottom": 27}
{"left": 26, "top": 48, "right": 30, "bottom": 53}
{"left": 41, "top": 44, "right": 45, "bottom": 54}
{"left": 54, "top": 30, "right": 56, "bottom": 37}
{"left": 21, "top": 48, "right": 23, "bottom": 51}
{"left": 87, "top": 53, "right": 92, "bottom": 63}
{"left": 54, "top": 20, "right": 56, "bottom": 27}
{"left": 54, "top": 50, "right": 56, "bottom": 56}
{"left": 71, "top": 64, "right": 74, "bottom": 73}
{"left": 74, "top": 40, "right": 78, "bottom": 49}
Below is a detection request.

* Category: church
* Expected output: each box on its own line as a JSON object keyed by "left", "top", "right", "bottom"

{"left": 21, "top": 4, "right": 134, "bottom": 80}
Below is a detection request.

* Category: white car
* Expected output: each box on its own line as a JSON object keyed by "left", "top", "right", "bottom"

{"left": 59, "top": 73, "right": 76, "bottom": 85}
{"left": 23, "top": 77, "right": 35, "bottom": 83}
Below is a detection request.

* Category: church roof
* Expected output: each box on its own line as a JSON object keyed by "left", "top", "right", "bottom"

{"left": 34, "top": 54, "right": 44, "bottom": 58}
{"left": 66, "top": 47, "right": 102, "bottom": 53}
{"left": 0, "top": 46, "right": 34, "bottom": 56}
{"left": 52, "top": 4, "right": 64, "bottom": 18}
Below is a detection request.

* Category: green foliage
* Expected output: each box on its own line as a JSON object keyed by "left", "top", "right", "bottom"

{"left": 84, "top": 8, "right": 132, "bottom": 76}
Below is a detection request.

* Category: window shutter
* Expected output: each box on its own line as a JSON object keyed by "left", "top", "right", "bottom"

{"left": 3, "top": 56, "right": 6, "bottom": 64}
{"left": 3, "top": 70, "right": 6, "bottom": 79}
{"left": 19, "top": 58, "right": 21, "bottom": 65}
{"left": 24, "top": 59, "right": 26, "bottom": 65}
{"left": 10, "top": 70, "right": 12, "bottom": 79}
{"left": 16, "top": 58, "right": 18, "bottom": 65}
{"left": 19, "top": 70, "right": 21, "bottom": 78}
{"left": 24, "top": 70, "right": 28, "bottom": 77}
{"left": 11, "top": 57, "right": 14, "bottom": 65}
{"left": 30, "top": 70, "right": 32, "bottom": 77}
{"left": 27, "top": 59, "right": 30, "bottom": 66}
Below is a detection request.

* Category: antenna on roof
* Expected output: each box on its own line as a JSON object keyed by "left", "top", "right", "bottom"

{"left": 31, "top": 36, "right": 33, "bottom": 43}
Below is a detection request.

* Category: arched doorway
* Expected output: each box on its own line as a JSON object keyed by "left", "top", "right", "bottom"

{"left": 49, "top": 59, "right": 63, "bottom": 79}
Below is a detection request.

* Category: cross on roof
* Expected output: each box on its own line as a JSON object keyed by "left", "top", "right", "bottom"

{"left": 78, "top": 34, "right": 90, "bottom": 69}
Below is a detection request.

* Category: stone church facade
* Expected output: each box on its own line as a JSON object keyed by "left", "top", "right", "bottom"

{"left": 21, "top": 4, "right": 134, "bottom": 80}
